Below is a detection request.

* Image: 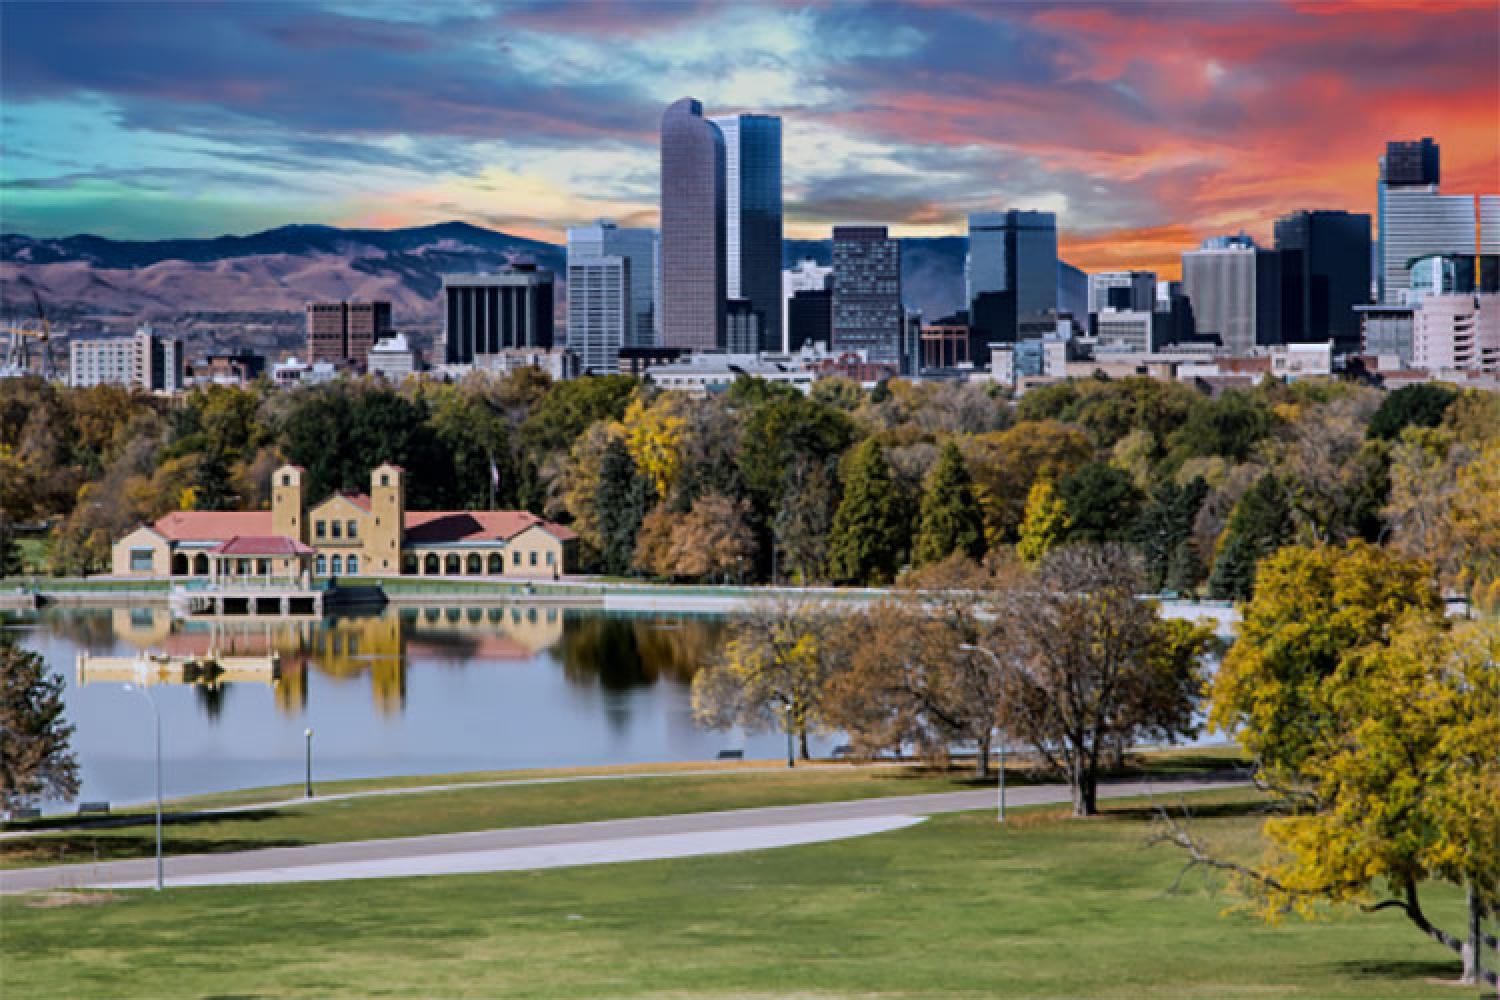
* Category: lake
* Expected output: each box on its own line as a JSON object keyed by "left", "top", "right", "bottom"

{"left": 6, "top": 605, "right": 827, "bottom": 808}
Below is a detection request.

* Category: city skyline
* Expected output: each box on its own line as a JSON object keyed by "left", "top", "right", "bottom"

{"left": 2, "top": 1, "right": 1497, "bottom": 279}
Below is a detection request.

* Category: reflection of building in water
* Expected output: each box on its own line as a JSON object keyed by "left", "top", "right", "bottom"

{"left": 98, "top": 605, "right": 568, "bottom": 716}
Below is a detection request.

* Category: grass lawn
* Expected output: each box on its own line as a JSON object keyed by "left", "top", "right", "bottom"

{"left": 0, "top": 790, "right": 1469, "bottom": 999}
{"left": 1, "top": 752, "right": 1246, "bottom": 870}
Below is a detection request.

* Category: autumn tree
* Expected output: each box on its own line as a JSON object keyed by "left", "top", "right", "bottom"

{"left": 637, "top": 494, "right": 756, "bottom": 583}
{"left": 913, "top": 440, "right": 986, "bottom": 566}
{"left": 0, "top": 636, "right": 79, "bottom": 811}
{"left": 994, "top": 544, "right": 1212, "bottom": 815}
{"left": 620, "top": 393, "right": 687, "bottom": 501}
{"left": 773, "top": 455, "right": 837, "bottom": 585}
{"left": 692, "top": 599, "right": 832, "bottom": 760}
{"left": 1193, "top": 542, "right": 1497, "bottom": 987}
{"left": 826, "top": 439, "right": 909, "bottom": 585}
{"left": 824, "top": 556, "right": 1011, "bottom": 776}
{"left": 965, "top": 420, "right": 1092, "bottom": 543}
{"left": 1016, "top": 476, "right": 1070, "bottom": 566}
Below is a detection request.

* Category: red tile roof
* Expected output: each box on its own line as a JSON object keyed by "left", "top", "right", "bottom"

{"left": 403, "top": 511, "right": 576, "bottom": 545}
{"left": 211, "top": 535, "right": 315, "bottom": 556}
{"left": 155, "top": 511, "right": 273, "bottom": 541}
{"left": 325, "top": 492, "right": 372, "bottom": 512}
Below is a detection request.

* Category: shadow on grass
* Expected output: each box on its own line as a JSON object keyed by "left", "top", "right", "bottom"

{"left": 1104, "top": 798, "right": 1271, "bottom": 822}
{"left": 1329, "top": 958, "right": 1459, "bottom": 984}
{"left": 6, "top": 807, "right": 284, "bottom": 835}
{"left": 4, "top": 833, "right": 310, "bottom": 867}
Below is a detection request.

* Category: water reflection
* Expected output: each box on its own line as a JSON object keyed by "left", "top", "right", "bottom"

{"left": 38, "top": 605, "right": 724, "bottom": 719}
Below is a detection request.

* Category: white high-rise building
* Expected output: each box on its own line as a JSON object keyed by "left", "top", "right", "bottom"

{"left": 68, "top": 325, "right": 183, "bottom": 392}
{"left": 1379, "top": 188, "right": 1479, "bottom": 305}
{"left": 1181, "top": 234, "right": 1281, "bottom": 355}
{"left": 566, "top": 254, "right": 629, "bottom": 375}
{"left": 567, "top": 220, "right": 656, "bottom": 350}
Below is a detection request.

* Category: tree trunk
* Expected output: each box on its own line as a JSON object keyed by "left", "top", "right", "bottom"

{"left": 799, "top": 728, "right": 811, "bottom": 761}
{"left": 1070, "top": 756, "right": 1097, "bottom": 817}
{"left": 1109, "top": 733, "right": 1126, "bottom": 772}
{"left": 1463, "top": 879, "right": 1485, "bottom": 987}
{"left": 975, "top": 730, "right": 991, "bottom": 779}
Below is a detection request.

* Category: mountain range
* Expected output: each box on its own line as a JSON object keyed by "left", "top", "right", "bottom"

{"left": 1, "top": 221, "right": 970, "bottom": 333}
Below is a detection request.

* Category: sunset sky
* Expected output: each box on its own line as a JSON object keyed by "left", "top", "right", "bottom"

{"left": 2, "top": 1, "right": 1497, "bottom": 276}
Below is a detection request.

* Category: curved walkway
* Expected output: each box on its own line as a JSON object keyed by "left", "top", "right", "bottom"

{"left": 0, "top": 778, "right": 1240, "bottom": 893}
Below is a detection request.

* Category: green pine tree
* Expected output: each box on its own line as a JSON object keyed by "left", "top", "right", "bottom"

{"left": 827, "top": 440, "right": 908, "bottom": 585}
{"left": 1208, "top": 474, "right": 1293, "bottom": 600}
{"left": 595, "top": 437, "right": 650, "bottom": 577}
{"left": 913, "top": 441, "right": 986, "bottom": 566}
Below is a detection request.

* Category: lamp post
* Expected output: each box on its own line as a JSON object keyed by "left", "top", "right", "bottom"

{"left": 304, "top": 728, "right": 314, "bottom": 798}
{"left": 123, "top": 683, "right": 164, "bottom": 890}
{"left": 959, "top": 643, "right": 1007, "bottom": 824}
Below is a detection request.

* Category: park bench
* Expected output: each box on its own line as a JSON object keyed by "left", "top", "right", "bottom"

{"left": 716, "top": 749, "right": 744, "bottom": 761}
{"left": 77, "top": 801, "right": 110, "bottom": 816}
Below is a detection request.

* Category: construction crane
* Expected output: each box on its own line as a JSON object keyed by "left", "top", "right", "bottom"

{"left": 2, "top": 290, "right": 58, "bottom": 380}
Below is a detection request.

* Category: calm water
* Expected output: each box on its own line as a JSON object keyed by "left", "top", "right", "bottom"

{"left": 7, "top": 606, "right": 826, "bottom": 807}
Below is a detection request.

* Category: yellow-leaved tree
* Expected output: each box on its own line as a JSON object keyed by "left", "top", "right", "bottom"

{"left": 1195, "top": 541, "right": 1498, "bottom": 987}
{"left": 620, "top": 394, "right": 686, "bottom": 502}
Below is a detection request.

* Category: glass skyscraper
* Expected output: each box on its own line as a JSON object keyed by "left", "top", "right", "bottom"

{"left": 831, "top": 226, "right": 902, "bottom": 364}
{"left": 660, "top": 98, "right": 726, "bottom": 350}
{"left": 710, "top": 113, "right": 783, "bottom": 353}
{"left": 1273, "top": 209, "right": 1371, "bottom": 354}
{"left": 965, "top": 210, "right": 1059, "bottom": 359}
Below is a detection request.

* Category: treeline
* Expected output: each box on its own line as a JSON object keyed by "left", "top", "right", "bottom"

{"left": 1, "top": 373, "right": 1497, "bottom": 603}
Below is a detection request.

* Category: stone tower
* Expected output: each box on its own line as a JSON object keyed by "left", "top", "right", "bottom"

{"left": 369, "top": 463, "right": 406, "bottom": 575}
{"left": 272, "top": 464, "right": 306, "bottom": 543}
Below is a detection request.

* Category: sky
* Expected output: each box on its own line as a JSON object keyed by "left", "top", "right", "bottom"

{"left": 2, "top": 0, "right": 1497, "bottom": 276}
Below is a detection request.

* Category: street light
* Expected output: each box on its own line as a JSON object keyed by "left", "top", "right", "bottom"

{"left": 781, "top": 703, "right": 795, "bottom": 769}
{"left": 304, "top": 728, "right": 314, "bottom": 798}
{"left": 122, "top": 683, "right": 164, "bottom": 890}
{"left": 959, "top": 643, "right": 1007, "bottom": 824}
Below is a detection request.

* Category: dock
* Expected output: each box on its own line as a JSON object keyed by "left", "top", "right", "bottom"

{"left": 76, "top": 650, "right": 281, "bottom": 687}
{"left": 169, "top": 582, "right": 386, "bottom": 619}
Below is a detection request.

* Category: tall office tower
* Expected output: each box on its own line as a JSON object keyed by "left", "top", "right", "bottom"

{"left": 306, "top": 300, "right": 392, "bottom": 367}
{"left": 1089, "top": 271, "right": 1157, "bottom": 313}
{"left": 1377, "top": 138, "right": 1479, "bottom": 305}
{"left": 660, "top": 98, "right": 726, "bottom": 350}
{"left": 442, "top": 264, "right": 555, "bottom": 367}
{"left": 566, "top": 253, "right": 629, "bottom": 375}
{"left": 567, "top": 220, "right": 657, "bottom": 349}
{"left": 1181, "top": 234, "right": 1282, "bottom": 355}
{"left": 831, "top": 226, "right": 902, "bottom": 364}
{"left": 782, "top": 258, "right": 832, "bottom": 351}
{"left": 1274, "top": 210, "right": 1372, "bottom": 354}
{"left": 966, "top": 211, "right": 1058, "bottom": 359}
{"left": 711, "top": 113, "right": 783, "bottom": 352}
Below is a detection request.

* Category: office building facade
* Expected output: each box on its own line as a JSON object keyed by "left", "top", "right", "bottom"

{"left": 660, "top": 98, "right": 726, "bottom": 350}
{"left": 1274, "top": 209, "right": 1371, "bottom": 354}
{"left": 566, "top": 252, "right": 630, "bottom": 375}
{"left": 782, "top": 258, "right": 832, "bottom": 351}
{"left": 1377, "top": 139, "right": 1500, "bottom": 305}
{"left": 831, "top": 226, "right": 902, "bottom": 364}
{"left": 566, "top": 220, "right": 656, "bottom": 351}
{"left": 69, "top": 326, "right": 184, "bottom": 392}
{"left": 1412, "top": 294, "right": 1499, "bottom": 373}
{"left": 442, "top": 265, "right": 555, "bottom": 367}
{"left": 306, "top": 300, "right": 391, "bottom": 368}
{"left": 711, "top": 113, "right": 783, "bottom": 352}
{"left": 1181, "top": 234, "right": 1282, "bottom": 355}
{"left": 966, "top": 210, "right": 1059, "bottom": 358}
{"left": 1089, "top": 271, "right": 1157, "bottom": 313}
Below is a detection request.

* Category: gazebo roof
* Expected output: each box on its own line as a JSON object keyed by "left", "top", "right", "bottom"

{"left": 210, "top": 535, "right": 315, "bottom": 557}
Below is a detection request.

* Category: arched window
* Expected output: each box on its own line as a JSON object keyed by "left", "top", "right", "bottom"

{"left": 466, "top": 553, "right": 483, "bottom": 575}
{"left": 193, "top": 553, "right": 209, "bottom": 576}
{"left": 172, "top": 553, "right": 189, "bottom": 576}
{"left": 315, "top": 554, "right": 327, "bottom": 575}
{"left": 423, "top": 553, "right": 440, "bottom": 575}
{"left": 346, "top": 555, "right": 359, "bottom": 575}
{"left": 445, "top": 553, "right": 461, "bottom": 575}
{"left": 403, "top": 553, "right": 419, "bottom": 575}
{"left": 488, "top": 553, "right": 504, "bottom": 575}
{"left": 331, "top": 555, "right": 343, "bottom": 575}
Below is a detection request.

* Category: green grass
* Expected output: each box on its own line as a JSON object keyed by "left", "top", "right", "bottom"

{"left": 2, "top": 752, "right": 1248, "bottom": 870}
{"left": 0, "top": 790, "right": 1470, "bottom": 998}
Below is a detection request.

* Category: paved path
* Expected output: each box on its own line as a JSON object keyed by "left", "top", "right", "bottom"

{"left": 0, "top": 778, "right": 1239, "bottom": 893}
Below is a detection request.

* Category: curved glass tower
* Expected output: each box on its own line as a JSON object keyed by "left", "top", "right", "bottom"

{"left": 660, "top": 98, "right": 726, "bottom": 350}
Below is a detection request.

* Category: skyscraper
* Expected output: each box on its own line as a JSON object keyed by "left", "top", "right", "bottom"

{"left": 1181, "top": 234, "right": 1282, "bottom": 355}
{"left": 1274, "top": 209, "right": 1372, "bottom": 354}
{"left": 965, "top": 211, "right": 1058, "bottom": 360}
{"left": 660, "top": 98, "right": 726, "bottom": 350}
{"left": 831, "top": 226, "right": 902, "bottom": 364}
{"left": 711, "top": 113, "right": 783, "bottom": 353}
{"left": 442, "top": 265, "right": 554, "bottom": 366}
{"left": 306, "top": 300, "right": 392, "bottom": 367}
{"left": 1088, "top": 271, "right": 1157, "bottom": 313}
{"left": 1376, "top": 138, "right": 1494, "bottom": 305}
{"left": 567, "top": 220, "right": 657, "bottom": 372}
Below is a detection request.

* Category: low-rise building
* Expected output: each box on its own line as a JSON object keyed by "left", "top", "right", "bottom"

{"left": 471, "top": 347, "right": 579, "bottom": 382}
{"left": 367, "top": 333, "right": 418, "bottom": 382}
{"left": 111, "top": 463, "right": 576, "bottom": 580}
{"left": 1413, "top": 294, "right": 1499, "bottom": 373}
{"left": 68, "top": 326, "right": 184, "bottom": 392}
{"left": 644, "top": 352, "right": 816, "bottom": 396}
